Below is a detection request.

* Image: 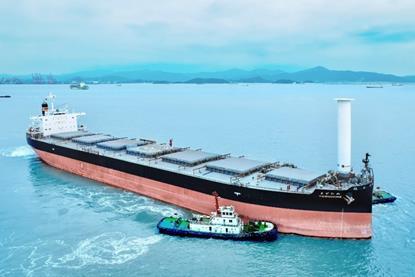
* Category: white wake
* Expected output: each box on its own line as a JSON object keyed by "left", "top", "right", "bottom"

{"left": 0, "top": 146, "right": 35, "bottom": 158}
{"left": 55, "top": 233, "right": 161, "bottom": 268}
{"left": 3, "top": 233, "right": 162, "bottom": 275}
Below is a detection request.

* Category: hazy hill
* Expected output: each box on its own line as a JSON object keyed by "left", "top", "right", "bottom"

{"left": 274, "top": 66, "right": 406, "bottom": 82}
{"left": 0, "top": 66, "right": 413, "bottom": 84}
{"left": 185, "top": 78, "right": 230, "bottom": 84}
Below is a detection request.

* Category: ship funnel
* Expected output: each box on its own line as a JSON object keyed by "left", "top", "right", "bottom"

{"left": 335, "top": 98, "right": 354, "bottom": 174}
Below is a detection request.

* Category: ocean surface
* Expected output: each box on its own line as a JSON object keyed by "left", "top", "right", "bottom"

{"left": 0, "top": 84, "right": 414, "bottom": 276}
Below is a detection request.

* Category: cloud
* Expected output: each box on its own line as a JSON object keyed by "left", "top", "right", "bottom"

{"left": 357, "top": 29, "right": 415, "bottom": 43}
{"left": 0, "top": 0, "right": 414, "bottom": 74}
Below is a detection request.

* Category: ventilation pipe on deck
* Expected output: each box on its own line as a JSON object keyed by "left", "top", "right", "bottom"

{"left": 335, "top": 98, "right": 354, "bottom": 174}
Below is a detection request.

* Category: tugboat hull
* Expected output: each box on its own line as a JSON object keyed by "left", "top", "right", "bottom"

{"left": 372, "top": 190, "right": 397, "bottom": 204}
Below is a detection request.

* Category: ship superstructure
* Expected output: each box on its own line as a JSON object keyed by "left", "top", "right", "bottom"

{"left": 27, "top": 94, "right": 374, "bottom": 238}
{"left": 190, "top": 205, "right": 243, "bottom": 234}
{"left": 29, "top": 93, "right": 85, "bottom": 137}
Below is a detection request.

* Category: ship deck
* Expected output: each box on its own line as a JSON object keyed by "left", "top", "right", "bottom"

{"left": 37, "top": 131, "right": 362, "bottom": 194}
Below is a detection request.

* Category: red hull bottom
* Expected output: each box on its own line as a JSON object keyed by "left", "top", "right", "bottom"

{"left": 34, "top": 149, "right": 372, "bottom": 239}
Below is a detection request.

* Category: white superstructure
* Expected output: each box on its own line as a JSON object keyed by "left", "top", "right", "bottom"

{"left": 335, "top": 98, "right": 354, "bottom": 174}
{"left": 29, "top": 93, "right": 85, "bottom": 137}
{"left": 189, "top": 206, "right": 244, "bottom": 235}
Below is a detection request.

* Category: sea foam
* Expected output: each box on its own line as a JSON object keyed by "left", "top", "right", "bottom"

{"left": 60, "top": 184, "right": 184, "bottom": 218}
{"left": 3, "top": 234, "right": 162, "bottom": 275}
{"left": 0, "top": 146, "right": 35, "bottom": 158}
{"left": 56, "top": 233, "right": 161, "bottom": 268}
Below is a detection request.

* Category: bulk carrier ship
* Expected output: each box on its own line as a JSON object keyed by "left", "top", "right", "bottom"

{"left": 27, "top": 94, "right": 374, "bottom": 239}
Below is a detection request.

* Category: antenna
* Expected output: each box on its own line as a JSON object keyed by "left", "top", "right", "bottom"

{"left": 362, "top": 153, "right": 371, "bottom": 169}
{"left": 46, "top": 93, "right": 56, "bottom": 111}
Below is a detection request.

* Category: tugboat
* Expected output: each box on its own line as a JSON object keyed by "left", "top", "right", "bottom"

{"left": 372, "top": 187, "right": 397, "bottom": 204}
{"left": 362, "top": 152, "right": 397, "bottom": 205}
{"left": 157, "top": 192, "right": 278, "bottom": 241}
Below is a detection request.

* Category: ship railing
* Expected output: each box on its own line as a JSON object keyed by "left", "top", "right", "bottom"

{"left": 230, "top": 161, "right": 286, "bottom": 181}
{"left": 230, "top": 176, "right": 243, "bottom": 186}
{"left": 147, "top": 157, "right": 161, "bottom": 164}
{"left": 218, "top": 153, "right": 232, "bottom": 160}
{"left": 27, "top": 128, "right": 43, "bottom": 139}
{"left": 79, "top": 146, "right": 100, "bottom": 155}
{"left": 176, "top": 153, "right": 231, "bottom": 172}
{"left": 192, "top": 165, "right": 207, "bottom": 175}
{"left": 32, "top": 133, "right": 43, "bottom": 139}
{"left": 226, "top": 162, "right": 279, "bottom": 185}
{"left": 258, "top": 162, "right": 297, "bottom": 174}
{"left": 139, "top": 138, "right": 157, "bottom": 144}
{"left": 29, "top": 131, "right": 41, "bottom": 137}
{"left": 146, "top": 151, "right": 192, "bottom": 165}
{"left": 261, "top": 162, "right": 282, "bottom": 173}
{"left": 255, "top": 174, "right": 266, "bottom": 182}
{"left": 303, "top": 182, "right": 318, "bottom": 190}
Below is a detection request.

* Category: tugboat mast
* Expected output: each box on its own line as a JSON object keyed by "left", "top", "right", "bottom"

{"left": 212, "top": 191, "right": 220, "bottom": 213}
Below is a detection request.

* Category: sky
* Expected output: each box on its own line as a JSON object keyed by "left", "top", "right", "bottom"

{"left": 0, "top": 0, "right": 414, "bottom": 75}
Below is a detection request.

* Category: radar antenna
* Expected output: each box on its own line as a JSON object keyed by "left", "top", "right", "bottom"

{"left": 362, "top": 153, "right": 371, "bottom": 169}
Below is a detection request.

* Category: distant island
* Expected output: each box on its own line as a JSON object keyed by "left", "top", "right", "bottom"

{"left": 1, "top": 66, "right": 414, "bottom": 84}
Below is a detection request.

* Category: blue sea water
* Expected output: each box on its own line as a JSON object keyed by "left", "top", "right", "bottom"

{"left": 0, "top": 84, "right": 414, "bottom": 276}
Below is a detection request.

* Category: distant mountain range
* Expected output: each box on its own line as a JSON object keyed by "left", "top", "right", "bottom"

{"left": 1, "top": 66, "right": 414, "bottom": 84}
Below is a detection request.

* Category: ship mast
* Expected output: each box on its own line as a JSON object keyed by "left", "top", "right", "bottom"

{"left": 212, "top": 191, "right": 220, "bottom": 213}
{"left": 45, "top": 92, "right": 56, "bottom": 112}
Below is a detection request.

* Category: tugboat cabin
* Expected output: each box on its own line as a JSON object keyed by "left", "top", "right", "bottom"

{"left": 189, "top": 206, "right": 243, "bottom": 235}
